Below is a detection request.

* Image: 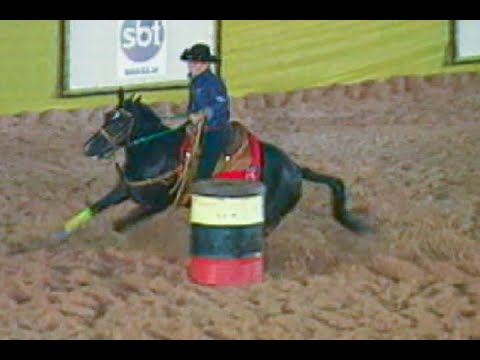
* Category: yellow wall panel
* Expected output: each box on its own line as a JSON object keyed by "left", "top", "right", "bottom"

{"left": 0, "top": 20, "right": 478, "bottom": 116}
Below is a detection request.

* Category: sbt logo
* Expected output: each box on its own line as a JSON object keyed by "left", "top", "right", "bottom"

{"left": 120, "top": 20, "right": 164, "bottom": 62}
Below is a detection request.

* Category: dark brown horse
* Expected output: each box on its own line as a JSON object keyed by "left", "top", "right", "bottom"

{"left": 52, "top": 92, "right": 371, "bottom": 241}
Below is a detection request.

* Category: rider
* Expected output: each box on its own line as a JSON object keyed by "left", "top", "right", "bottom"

{"left": 180, "top": 43, "right": 232, "bottom": 180}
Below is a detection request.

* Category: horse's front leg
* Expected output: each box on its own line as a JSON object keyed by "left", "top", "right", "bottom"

{"left": 113, "top": 204, "right": 168, "bottom": 234}
{"left": 51, "top": 184, "right": 130, "bottom": 241}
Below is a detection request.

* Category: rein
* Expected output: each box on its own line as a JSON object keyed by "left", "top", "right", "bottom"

{"left": 127, "top": 120, "right": 189, "bottom": 149}
{"left": 99, "top": 111, "right": 198, "bottom": 198}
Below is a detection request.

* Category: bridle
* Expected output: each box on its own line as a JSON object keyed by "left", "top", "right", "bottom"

{"left": 98, "top": 109, "right": 135, "bottom": 151}
{"left": 98, "top": 108, "right": 186, "bottom": 189}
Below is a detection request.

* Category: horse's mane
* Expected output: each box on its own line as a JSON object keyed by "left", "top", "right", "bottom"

{"left": 123, "top": 96, "right": 166, "bottom": 131}
{"left": 122, "top": 95, "right": 185, "bottom": 148}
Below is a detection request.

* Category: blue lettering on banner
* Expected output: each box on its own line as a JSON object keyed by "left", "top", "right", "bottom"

{"left": 120, "top": 20, "right": 164, "bottom": 62}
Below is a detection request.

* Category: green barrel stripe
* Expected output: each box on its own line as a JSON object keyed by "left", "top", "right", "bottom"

{"left": 190, "top": 224, "right": 264, "bottom": 259}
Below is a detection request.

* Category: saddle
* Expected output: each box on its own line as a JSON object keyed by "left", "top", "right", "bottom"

{"left": 176, "top": 121, "right": 263, "bottom": 206}
{"left": 180, "top": 121, "right": 263, "bottom": 179}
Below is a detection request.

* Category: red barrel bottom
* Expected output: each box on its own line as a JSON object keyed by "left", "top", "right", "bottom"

{"left": 188, "top": 256, "right": 264, "bottom": 287}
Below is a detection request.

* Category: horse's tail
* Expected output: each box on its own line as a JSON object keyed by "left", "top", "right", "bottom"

{"left": 301, "top": 167, "right": 371, "bottom": 233}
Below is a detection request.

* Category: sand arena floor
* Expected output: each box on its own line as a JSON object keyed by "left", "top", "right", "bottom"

{"left": 0, "top": 73, "right": 479, "bottom": 339}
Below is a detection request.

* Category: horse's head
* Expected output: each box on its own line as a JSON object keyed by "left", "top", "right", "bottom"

{"left": 84, "top": 89, "right": 167, "bottom": 159}
{"left": 83, "top": 88, "right": 133, "bottom": 158}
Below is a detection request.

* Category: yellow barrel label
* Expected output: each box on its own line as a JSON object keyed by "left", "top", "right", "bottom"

{"left": 190, "top": 195, "right": 264, "bottom": 226}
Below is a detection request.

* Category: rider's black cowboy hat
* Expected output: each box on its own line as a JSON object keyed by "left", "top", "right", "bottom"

{"left": 180, "top": 43, "right": 220, "bottom": 62}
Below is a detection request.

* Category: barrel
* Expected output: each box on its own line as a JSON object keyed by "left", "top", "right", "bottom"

{"left": 188, "top": 179, "right": 266, "bottom": 287}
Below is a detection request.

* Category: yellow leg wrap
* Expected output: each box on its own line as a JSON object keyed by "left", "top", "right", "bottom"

{"left": 64, "top": 208, "right": 94, "bottom": 233}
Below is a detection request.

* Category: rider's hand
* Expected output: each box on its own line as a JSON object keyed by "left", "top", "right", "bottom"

{"left": 188, "top": 112, "right": 206, "bottom": 125}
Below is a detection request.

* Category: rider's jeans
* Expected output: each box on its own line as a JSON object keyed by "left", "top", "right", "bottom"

{"left": 196, "top": 124, "right": 232, "bottom": 180}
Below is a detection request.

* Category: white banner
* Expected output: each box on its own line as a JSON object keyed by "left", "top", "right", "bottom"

{"left": 455, "top": 20, "right": 480, "bottom": 59}
{"left": 63, "top": 20, "right": 218, "bottom": 95}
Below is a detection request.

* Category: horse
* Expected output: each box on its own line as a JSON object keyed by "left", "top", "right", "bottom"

{"left": 52, "top": 91, "right": 371, "bottom": 243}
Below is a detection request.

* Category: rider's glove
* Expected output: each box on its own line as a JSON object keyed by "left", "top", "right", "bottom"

{"left": 188, "top": 112, "right": 206, "bottom": 125}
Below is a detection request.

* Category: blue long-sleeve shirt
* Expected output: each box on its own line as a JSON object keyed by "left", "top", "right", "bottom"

{"left": 188, "top": 69, "right": 230, "bottom": 128}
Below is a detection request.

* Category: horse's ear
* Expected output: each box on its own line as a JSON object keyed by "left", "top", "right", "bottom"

{"left": 117, "top": 87, "right": 125, "bottom": 108}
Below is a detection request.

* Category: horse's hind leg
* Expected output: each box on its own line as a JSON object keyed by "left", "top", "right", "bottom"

{"left": 113, "top": 205, "right": 165, "bottom": 234}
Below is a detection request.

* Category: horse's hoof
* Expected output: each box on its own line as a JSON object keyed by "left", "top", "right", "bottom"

{"left": 51, "top": 230, "right": 72, "bottom": 242}
{"left": 112, "top": 223, "right": 126, "bottom": 234}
